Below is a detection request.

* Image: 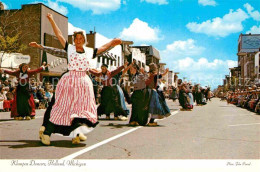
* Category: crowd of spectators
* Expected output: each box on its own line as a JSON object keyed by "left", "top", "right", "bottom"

{"left": 0, "top": 74, "right": 54, "bottom": 112}
{"left": 226, "top": 86, "right": 260, "bottom": 114}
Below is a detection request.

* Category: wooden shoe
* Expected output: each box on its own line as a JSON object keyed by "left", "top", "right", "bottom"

{"left": 14, "top": 117, "right": 19, "bottom": 120}
{"left": 25, "top": 116, "right": 31, "bottom": 120}
{"left": 120, "top": 116, "right": 128, "bottom": 121}
{"left": 40, "top": 134, "right": 50, "bottom": 146}
{"left": 147, "top": 122, "right": 158, "bottom": 126}
{"left": 72, "top": 136, "right": 80, "bottom": 144}
{"left": 39, "top": 126, "right": 45, "bottom": 139}
{"left": 129, "top": 121, "right": 136, "bottom": 126}
{"left": 78, "top": 133, "right": 87, "bottom": 141}
{"left": 129, "top": 121, "right": 139, "bottom": 126}
{"left": 114, "top": 117, "right": 119, "bottom": 120}
{"left": 18, "top": 117, "right": 24, "bottom": 120}
{"left": 31, "top": 116, "right": 35, "bottom": 119}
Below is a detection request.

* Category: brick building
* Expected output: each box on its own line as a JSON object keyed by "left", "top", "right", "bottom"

{"left": 0, "top": 3, "right": 68, "bottom": 82}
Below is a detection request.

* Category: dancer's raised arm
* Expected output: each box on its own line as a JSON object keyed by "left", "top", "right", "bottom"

{"left": 29, "top": 42, "right": 67, "bottom": 59}
{"left": 47, "top": 13, "right": 66, "bottom": 48}
{"left": 97, "top": 38, "right": 122, "bottom": 55}
{"left": 161, "top": 68, "right": 169, "bottom": 77}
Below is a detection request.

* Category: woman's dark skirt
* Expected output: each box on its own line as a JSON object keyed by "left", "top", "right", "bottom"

{"left": 11, "top": 84, "right": 36, "bottom": 118}
{"left": 130, "top": 89, "right": 150, "bottom": 125}
{"left": 148, "top": 89, "right": 171, "bottom": 119}
{"left": 97, "top": 86, "right": 127, "bottom": 117}
{"left": 179, "top": 90, "right": 191, "bottom": 109}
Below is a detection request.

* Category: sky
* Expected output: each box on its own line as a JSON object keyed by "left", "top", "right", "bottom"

{"left": 1, "top": 0, "right": 260, "bottom": 88}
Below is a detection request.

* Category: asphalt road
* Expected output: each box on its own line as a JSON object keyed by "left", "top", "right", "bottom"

{"left": 0, "top": 98, "right": 259, "bottom": 160}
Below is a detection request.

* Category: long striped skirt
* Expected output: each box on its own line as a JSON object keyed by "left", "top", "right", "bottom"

{"left": 49, "top": 71, "right": 98, "bottom": 137}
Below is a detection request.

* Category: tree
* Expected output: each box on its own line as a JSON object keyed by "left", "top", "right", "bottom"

{"left": 0, "top": 27, "right": 27, "bottom": 67}
{"left": 0, "top": 7, "right": 39, "bottom": 68}
{"left": 0, "top": 9, "right": 27, "bottom": 67}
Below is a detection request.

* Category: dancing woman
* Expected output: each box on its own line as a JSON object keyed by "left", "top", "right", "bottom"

{"left": 0, "top": 63, "right": 47, "bottom": 120}
{"left": 93, "top": 62, "right": 129, "bottom": 120}
{"left": 32, "top": 13, "right": 122, "bottom": 145}
{"left": 146, "top": 63, "right": 171, "bottom": 126}
{"left": 128, "top": 62, "right": 150, "bottom": 126}
{"left": 178, "top": 79, "right": 192, "bottom": 110}
{"left": 111, "top": 63, "right": 133, "bottom": 120}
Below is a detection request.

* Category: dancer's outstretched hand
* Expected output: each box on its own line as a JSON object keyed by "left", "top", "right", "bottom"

{"left": 29, "top": 42, "right": 42, "bottom": 49}
{"left": 41, "top": 62, "right": 50, "bottom": 68}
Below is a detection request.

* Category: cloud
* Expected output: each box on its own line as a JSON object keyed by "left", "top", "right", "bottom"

{"left": 140, "top": 0, "right": 168, "bottom": 5}
{"left": 161, "top": 39, "right": 205, "bottom": 60}
{"left": 57, "top": 0, "right": 121, "bottom": 14}
{"left": 246, "top": 25, "right": 260, "bottom": 34}
{"left": 244, "top": 3, "right": 260, "bottom": 21}
{"left": 160, "top": 39, "right": 236, "bottom": 88}
{"left": 175, "top": 57, "right": 237, "bottom": 71}
{"left": 169, "top": 57, "right": 237, "bottom": 87}
{"left": 119, "top": 18, "right": 163, "bottom": 42}
{"left": 68, "top": 22, "right": 85, "bottom": 35}
{"left": 47, "top": 0, "right": 68, "bottom": 15}
{"left": 186, "top": 8, "right": 249, "bottom": 37}
{"left": 198, "top": 0, "right": 217, "bottom": 6}
{"left": 2, "top": 2, "right": 8, "bottom": 9}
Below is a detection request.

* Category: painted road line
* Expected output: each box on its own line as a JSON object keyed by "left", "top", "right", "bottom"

{"left": 60, "top": 126, "right": 142, "bottom": 160}
{"left": 229, "top": 123, "right": 260, "bottom": 127}
{"left": 61, "top": 110, "right": 179, "bottom": 160}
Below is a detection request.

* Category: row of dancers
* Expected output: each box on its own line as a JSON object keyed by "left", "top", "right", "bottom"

{"left": 0, "top": 13, "right": 171, "bottom": 146}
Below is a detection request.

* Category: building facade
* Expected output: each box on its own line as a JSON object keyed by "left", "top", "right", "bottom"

{"left": 237, "top": 33, "right": 260, "bottom": 87}
{"left": 131, "top": 45, "right": 160, "bottom": 66}
{"left": 0, "top": 3, "right": 68, "bottom": 81}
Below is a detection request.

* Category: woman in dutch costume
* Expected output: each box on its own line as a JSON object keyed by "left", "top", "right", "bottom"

{"left": 178, "top": 79, "right": 192, "bottom": 110}
{"left": 128, "top": 62, "right": 150, "bottom": 126}
{"left": 146, "top": 63, "right": 171, "bottom": 126}
{"left": 37, "top": 13, "right": 122, "bottom": 146}
{"left": 111, "top": 64, "right": 133, "bottom": 120}
{"left": 94, "top": 62, "right": 129, "bottom": 120}
{"left": 0, "top": 63, "right": 47, "bottom": 120}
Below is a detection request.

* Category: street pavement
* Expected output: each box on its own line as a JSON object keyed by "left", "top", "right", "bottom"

{"left": 0, "top": 98, "right": 259, "bottom": 159}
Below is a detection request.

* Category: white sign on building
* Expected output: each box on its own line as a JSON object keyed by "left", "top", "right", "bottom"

{"left": 0, "top": 52, "right": 30, "bottom": 68}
